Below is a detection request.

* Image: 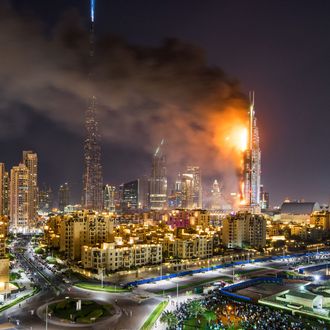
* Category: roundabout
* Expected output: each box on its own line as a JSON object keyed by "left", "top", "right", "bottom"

{"left": 37, "top": 298, "right": 121, "bottom": 327}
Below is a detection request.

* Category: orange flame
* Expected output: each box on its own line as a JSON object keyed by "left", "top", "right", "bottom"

{"left": 210, "top": 106, "right": 248, "bottom": 206}
{"left": 211, "top": 107, "right": 248, "bottom": 159}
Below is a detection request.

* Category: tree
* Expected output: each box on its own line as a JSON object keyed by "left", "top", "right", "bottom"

{"left": 160, "top": 311, "right": 179, "bottom": 330}
{"left": 203, "top": 310, "right": 217, "bottom": 326}
{"left": 187, "top": 300, "right": 206, "bottom": 318}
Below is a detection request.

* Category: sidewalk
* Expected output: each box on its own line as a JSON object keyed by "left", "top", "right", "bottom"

{"left": 0, "top": 269, "right": 36, "bottom": 313}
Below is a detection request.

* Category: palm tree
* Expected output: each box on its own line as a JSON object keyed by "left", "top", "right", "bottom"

{"left": 203, "top": 310, "right": 217, "bottom": 327}
{"left": 160, "top": 311, "right": 178, "bottom": 330}
{"left": 187, "top": 300, "right": 206, "bottom": 318}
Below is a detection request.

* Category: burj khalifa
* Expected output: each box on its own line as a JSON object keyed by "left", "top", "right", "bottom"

{"left": 82, "top": 0, "right": 103, "bottom": 211}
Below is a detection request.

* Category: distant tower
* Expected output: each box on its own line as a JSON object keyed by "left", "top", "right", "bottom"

{"left": 82, "top": 0, "right": 103, "bottom": 211}
{"left": 10, "top": 163, "right": 30, "bottom": 231}
{"left": 0, "top": 164, "right": 9, "bottom": 216}
{"left": 23, "top": 151, "right": 38, "bottom": 224}
{"left": 186, "top": 166, "right": 203, "bottom": 208}
{"left": 38, "top": 184, "right": 53, "bottom": 213}
{"left": 211, "top": 179, "right": 222, "bottom": 210}
{"left": 149, "top": 140, "right": 167, "bottom": 210}
{"left": 59, "top": 183, "right": 70, "bottom": 212}
{"left": 243, "top": 92, "right": 261, "bottom": 208}
{"left": 104, "top": 184, "right": 116, "bottom": 212}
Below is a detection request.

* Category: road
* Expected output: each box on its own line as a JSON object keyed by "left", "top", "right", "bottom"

{"left": 0, "top": 236, "right": 161, "bottom": 330}
{"left": 1, "top": 236, "right": 330, "bottom": 330}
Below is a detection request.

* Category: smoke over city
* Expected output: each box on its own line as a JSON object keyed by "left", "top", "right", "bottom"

{"left": 0, "top": 3, "right": 248, "bottom": 194}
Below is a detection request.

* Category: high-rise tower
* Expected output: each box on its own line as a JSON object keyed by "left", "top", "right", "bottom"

{"left": 23, "top": 151, "right": 38, "bottom": 224}
{"left": 82, "top": 0, "right": 103, "bottom": 211}
{"left": 10, "top": 163, "right": 30, "bottom": 231}
{"left": 242, "top": 92, "right": 261, "bottom": 208}
{"left": 59, "top": 183, "right": 70, "bottom": 212}
{"left": 186, "top": 166, "right": 203, "bottom": 208}
{"left": 149, "top": 140, "right": 167, "bottom": 210}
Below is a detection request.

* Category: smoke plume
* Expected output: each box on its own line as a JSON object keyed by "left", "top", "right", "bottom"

{"left": 0, "top": 4, "right": 248, "bottom": 193}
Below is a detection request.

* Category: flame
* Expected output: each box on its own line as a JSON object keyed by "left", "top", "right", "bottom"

{"left": 225, "top": 127, "right": 248, "bottom": 152}
{"left": 239, "top": 181, "right": 246, "bottom": 205}
{"left": 209, "top": 106, "right": 249, "bottom": 208}
{"left": 211, "top": 107, "right": 248, "bottom": 157}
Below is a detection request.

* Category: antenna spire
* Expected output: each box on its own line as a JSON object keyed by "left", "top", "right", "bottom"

{"left": 91, "top": 0, "right": 95, "bottom": 22}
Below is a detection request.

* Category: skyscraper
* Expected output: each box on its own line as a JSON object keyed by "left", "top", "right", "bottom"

{"left": 260, "top": 184, "right": 269, "bottom": 210}
{"left": 39, "top": 185, "right": 53, "bottom": 213}
{"left": 0, "top": 216, "right": 9, "bottom": 296}
{"left": 23, "top": 151, "right": 38, "bottom": 223}
{"left": 10, "top": 163, "right": 30, "bottom": 231}
{"left": 59, "top": 183, "right": 70, "bottom": 212}
{"left": 121, "top": 180, "right": 139, "bottom": 210}
{"left": 82, "top": 0, "right": 103, "bottom": 211}
{"left": 149, "top": 140, "right": 167, "bottom": 210}
{"left": 186, "top": 166, "right": 202, "bottom": 208}
{"left": 0, "top": 164, "right": 9, "bottom": 216}
{"left": 181, "top": 173, "right": 194, "bottom": 209}
{"left": 211, "top": 179, "right": 222, "bottom": 210}
{"left": 242, "top": 92, "right": 261, "bottom": 208}
{"left": 104, "top": 184, "right": 116, "bottom": 212}
{"left": 168, "top": 174, "right": 183, "bottom": 208}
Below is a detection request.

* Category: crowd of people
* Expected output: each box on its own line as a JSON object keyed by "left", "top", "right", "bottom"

{"left": 170, "top": 289, "right": 328, "bottom": 329}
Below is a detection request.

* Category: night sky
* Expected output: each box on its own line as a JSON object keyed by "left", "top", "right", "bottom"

{"left": 3, "top": 0, "right": 330, "bottom": 206}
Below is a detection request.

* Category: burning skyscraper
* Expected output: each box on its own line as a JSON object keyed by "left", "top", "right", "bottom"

{"left": 242, "top": 92, "right": 261, "bottom": 209}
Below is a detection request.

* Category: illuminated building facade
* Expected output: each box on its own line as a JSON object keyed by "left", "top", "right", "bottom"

{"left": 149, "top": 140, "right": 167, "bottom": 210}
{"left": 0, "top": 216, "right": 9, "bottom": 299}
{"left": 0, "top": 164, "right": 9, "bottom": 216}
{"left": 10, "top": 163, "right": 30, "bottom": 231}
{"left": 222, "top": 212, "right": 266, "bottom": 248}
{"left": 186, "top": 166, "right": 202, "bottom": 208}
{"left": 23, "top": 151, "right": 38, "bottom": 224}
{"left": 58, "top": 210, "right": 114, "bottom": 260}
{"left": 168, "top": 174, "right": 183, "bottom": 208}
{"left": 310, "top": 211, "right": 330, "bottom": 230}
{"left": 104, "top": 184, "right": 116, "bottom": 212}
{"left": 175, "top": 166, "right": 203, "bottom": 210}
{"left": 242, "top": 92, "right": 261, "bottom": 208}
{"left": 260, "top": 184, "right": 269, "bottom": 210}
{"left": 121, "top": 180, "right": 139, "bottom": 210}
{"left": 181, "top": 173, "right": 194, "bottom": 209}
{"left": 211, "top": 179, "right": 222, "bottom": 210}
{"left": 82, "top": 0, "right": 103, "bottom": 211}
{"left": 81, "top": 242, "right": 162, "bottom": 271}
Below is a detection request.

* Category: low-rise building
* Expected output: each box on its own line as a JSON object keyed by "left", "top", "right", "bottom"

{"left": 52, "top": 211, "right": 114, "bottom": 260}
{"left": 163, "top": 235, "right": 213, "bottom": 259}
{"left": 222, "top": 212, "right": 266, "bottom": 249}
{"left": 81, "top": 242, "right": 162, "bottom": 271}
{"left": 280, "top": 201, "right": 320, "bottom": 224}
{"left": 310, "top": 211, "right": 330, "bottom": 230}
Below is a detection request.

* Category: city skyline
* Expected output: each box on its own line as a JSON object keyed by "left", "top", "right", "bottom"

{"left": 1, "top": 1, "right": 330, "bottom": 205}
{"left": 2, "top": 2, "right": 330, "bottom": 330}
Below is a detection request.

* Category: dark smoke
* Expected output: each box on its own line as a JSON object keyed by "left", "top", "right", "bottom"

{"left": 0, "top": 4, "right": 248, "bottom": 194}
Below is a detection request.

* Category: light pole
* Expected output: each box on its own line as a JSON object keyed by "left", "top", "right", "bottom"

{"left": 45, "top": 304, "right": 48, "bottom": 330}
{"left": 176, "top": 282, "right": 179, "bottom": 306}
{"left": 100, "top": 267, "right": 104, "bottom": 288}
